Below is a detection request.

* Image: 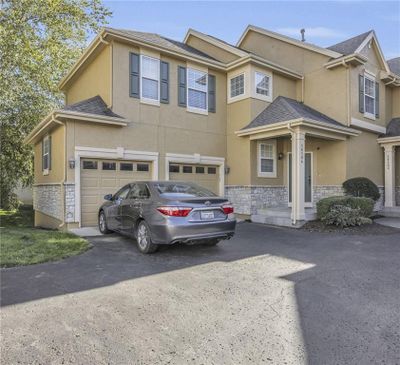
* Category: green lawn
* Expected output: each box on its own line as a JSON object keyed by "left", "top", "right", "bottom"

{"left": 0, "top": 206, "right": 90, "bottom": 268}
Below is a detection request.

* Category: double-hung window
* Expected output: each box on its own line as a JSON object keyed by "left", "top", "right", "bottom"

{"left": 141, "top": 55, "right": 159, "bottom": 102}
{"left": 255, "top": 71, "right": 271, "bottom": 98}
{"left": 258, "top": 140, "right": 276, "bottom": 178}
{"left": 187, "top": 68, "right": 207, "bottom": 111}
{"left": 364, "top": 75, "right": 375, "bottom": 118}
{"left": 42, "top": 135, "right": 51, "bottom": 174}
{"left": 230, "top": 74, "right": 244, "bottom": 98}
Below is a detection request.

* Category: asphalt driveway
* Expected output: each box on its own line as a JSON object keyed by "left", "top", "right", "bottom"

{"left": 1, "top": 222, "right": 400, "bottom": 364}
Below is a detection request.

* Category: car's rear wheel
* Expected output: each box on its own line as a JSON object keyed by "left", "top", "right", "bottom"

{"left": 136, "top": 221, "right": 158, "bottom": 254}
{"left": 99, "top": 211, "right": 112, "bottom": 234}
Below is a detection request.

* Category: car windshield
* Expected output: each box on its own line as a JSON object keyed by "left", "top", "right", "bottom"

{"left": 154, "top": 182, "right": 216, "bottom": 197}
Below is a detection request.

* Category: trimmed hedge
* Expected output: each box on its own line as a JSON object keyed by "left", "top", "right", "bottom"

{"left": 322, "top": 205, "right": 372, "bottom": 227}
{"left": 316, "top": 196, "right": 374, "bottom": 220}
{"left": 343, "top": 177, "right": 380, "bottom": 201}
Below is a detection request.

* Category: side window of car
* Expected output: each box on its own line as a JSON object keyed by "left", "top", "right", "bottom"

{"left": 114, "top": 185, "right": 131, "bottom": 201}
{"left": 129, "top": 184, "right": 150, "bottom": 199}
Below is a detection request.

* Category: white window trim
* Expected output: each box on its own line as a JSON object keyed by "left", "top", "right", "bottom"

{"left": 257, "top": 140, "right": 277, "bottom": 178}
{"left": 140, "top": 54, "right": 160, "bottom": 106}
{"left": 253, "top": 70, "right": 273, "bottom": 102}
{"left": 229, "top": 73, "right": 245, "bottom": 100}
{"left": 42, "top": 135, "right": 50, "bottom": 176}
{"left": 187, "top": 67, "right": 208, "bottom": 115}
{"left": 363, "top": 72, "right": 375, "bottom": 120}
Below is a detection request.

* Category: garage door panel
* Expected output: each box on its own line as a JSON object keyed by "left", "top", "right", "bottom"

{"left": 169, "top": 163, "right": 219, "bottom": 195}
{"left": 81, "top": 158, "right": 153, "bottom": 227}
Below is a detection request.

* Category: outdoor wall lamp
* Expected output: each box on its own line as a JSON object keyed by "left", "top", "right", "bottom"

{"left": 69, "top": 158, "right": 75, "bottom": 169}
{"left": 224, "top": 166, "right": 230, "bottom": 174}
{"left": 278, "top": 152, "right": 284, "bottom": 160}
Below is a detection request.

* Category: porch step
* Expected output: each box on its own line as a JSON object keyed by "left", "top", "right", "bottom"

{"left": 251, "top": 206, "right": 317, "bottom": 228}
{"left": 380, "top": 207, "right": 400, "bottom": 218}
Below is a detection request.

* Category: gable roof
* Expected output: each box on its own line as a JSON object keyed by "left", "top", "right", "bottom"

{"left": 63, "top": 95, "right": 124, "bottom": 119}
{"left": 327, "top": 31, "right": 372, "bottom": 55}
{"left": 242, "top": 96, "right": 345, "bottom": 130}
{"left": 105, "top": 27, "right": 216, "bottom": 61}
{"left": 237, "top": 25, "right": 342, "bottom": 58}
{"left": 387, "top": 57, "right": 400, "bottom": 77}
{"left": 380, "top": 118, "right": 400, "bottom": 138}
{"left": 184, "top": 29, "right": 248, "bottom": 58}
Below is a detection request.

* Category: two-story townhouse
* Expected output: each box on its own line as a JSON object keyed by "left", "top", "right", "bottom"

{"left": 25, "top": 25, "right": 400, "bottom": 229}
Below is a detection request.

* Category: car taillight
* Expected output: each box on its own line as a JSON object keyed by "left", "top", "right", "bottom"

{"left": 157, "top": 206, "right": 193, "bottom": 217}
{"left": 222, "top": 204, "right": 234, "bottom": 215}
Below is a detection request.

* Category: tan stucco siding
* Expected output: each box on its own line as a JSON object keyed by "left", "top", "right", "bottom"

{"left": 392, "top": 88, "right": 400, "bottom": 118}
{"left": 304, "top": 67, "right": 348, "bottom": 124}
{"left": 65, "top": 44, "right": 111, "bottom": 106}
{"left": 346, "top": 131, "right": 384, "bottom": 186}
{"left": 34, "top": 124, "right": 65, "bottom": 184}
{"left": 34, "top": 211, "right": 63, "bottom": 229}
{"left": 186, "top": 35, "right": 240, "bottom": 63}
{"left": 239, "top": 31, "right": 330, "bottom": 74}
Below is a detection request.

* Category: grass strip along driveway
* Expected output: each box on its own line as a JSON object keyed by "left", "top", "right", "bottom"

{"left": 0, "top": 206, "right": 90, "bottom": 268}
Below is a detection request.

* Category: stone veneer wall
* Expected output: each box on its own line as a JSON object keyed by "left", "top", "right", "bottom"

{"left": 226, "top": 185, "right": 388, "bottom": 216}
{"left": 33, "top": 184, "right": 63, "bottom": 220}
{"left": 225, "top": 186, "right": 287, "bottom": 215}
{"left": 64, "top": 183, "right": 75, "bottom": 223}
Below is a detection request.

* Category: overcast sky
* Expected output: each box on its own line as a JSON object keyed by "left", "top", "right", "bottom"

{"left": 102, "top": 1, "right": 400, "bottom": 59}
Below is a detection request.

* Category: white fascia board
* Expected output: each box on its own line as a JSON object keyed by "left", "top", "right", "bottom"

{"left": 350, "top": 117, "right": 386, "bottom": 134}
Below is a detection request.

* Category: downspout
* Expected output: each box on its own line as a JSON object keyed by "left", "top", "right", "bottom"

{"left": 385, "top": 75, "right": 397, "bottom": 86}
{"left": 58, "top": 121, "right": 67, "bottom": 229}
{"left": 301, "top": 76, "right": 304, "bottom": 103}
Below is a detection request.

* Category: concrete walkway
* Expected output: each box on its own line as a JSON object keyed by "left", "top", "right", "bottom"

{"left": 69, "top": 227, "right": 102, "bottom": 237}
{"left": 375, "top": 217, "right": 400, "bottom": 229}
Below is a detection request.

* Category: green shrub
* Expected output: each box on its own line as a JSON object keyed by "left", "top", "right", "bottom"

{"left": 322, "top": 205, "right": 372, "bottom": 228}
{"left": 317, "top": 196, "right": 374, "bottom": 220}
{"left": 343, "top": 177, "right": 380, "bottom": 201}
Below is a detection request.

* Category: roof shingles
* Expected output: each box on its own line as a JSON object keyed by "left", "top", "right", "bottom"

{"left": 327, "top": 30, "right": 372, "bottom": 56}
{"left": 387, "top": 57, "right": 400, "bottom": 77}
{"left": 63, "top": 96, "right": 123, "bottom": 119}
{"left": 242, "top": 96, "right": 345, "bottom": 130}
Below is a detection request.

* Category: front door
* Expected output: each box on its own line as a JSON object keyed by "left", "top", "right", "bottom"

{"left": 288, "top": 152, "right": 312, "bottom": 207}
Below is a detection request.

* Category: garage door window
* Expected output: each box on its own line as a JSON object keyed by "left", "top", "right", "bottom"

{"left": 120, "top": 162, "right": 133, "bottom": 171}
{"left": 208, "top": 167, "right": 216, "bottom": 174}
{"left": 169, "top": 164, "right": 180, "bottom": 173}
{"left": 183, "top": 166, "right": 193, "bottom": 173}
{"left": 82, "top": 160, "right": 98, "bottom": 170}
{"left": 137, "top": 163, "right": 149, "bottom": 172}
{"left": 102, "top": 162, "right": 116, "bottom": 170}
{"left": 196, "top": 166, "right": 205, "bottom": 174}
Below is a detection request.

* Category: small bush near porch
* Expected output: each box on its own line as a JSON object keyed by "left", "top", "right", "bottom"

{"left": 0, "top": 206, "right": 90, "bottom": 268}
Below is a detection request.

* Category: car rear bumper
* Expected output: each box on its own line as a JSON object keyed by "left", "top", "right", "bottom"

{"left": 150, "top": 219, "right": 236, "bottom": 245}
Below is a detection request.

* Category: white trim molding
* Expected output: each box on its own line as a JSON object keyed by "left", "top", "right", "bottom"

{"left": 74, "top": 146, "right": 159, "bottom": 227}
{"left": 164, "top": 152, "right": 225, "bottom": 196}
{"left": 350, "top": 117, "right": 386, "bottom": 134}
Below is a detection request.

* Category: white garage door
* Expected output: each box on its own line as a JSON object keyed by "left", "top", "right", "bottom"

{"left": 168, "top": 163, "right": 220, "bottom": 195}
{"left": 81, "top": 159, "right": 152, "bottom": 226}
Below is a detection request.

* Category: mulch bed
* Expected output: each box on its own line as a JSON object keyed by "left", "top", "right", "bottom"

{"left": 301, "top": 219, "right": 400, "bottom": 235}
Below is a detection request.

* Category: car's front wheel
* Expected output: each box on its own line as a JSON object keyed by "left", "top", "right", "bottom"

{"left": 136, "top": 221, "right": 158, "bottom": 254}
{"left": 98, "top": 211, "right": 112, "bottom": 234}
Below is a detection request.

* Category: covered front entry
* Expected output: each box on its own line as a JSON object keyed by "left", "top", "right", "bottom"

{"left": 288, "top": 152, "right": 313, "bottom": 207}
{"left": 81, "top": 158, "right": 152, "bottom": 226}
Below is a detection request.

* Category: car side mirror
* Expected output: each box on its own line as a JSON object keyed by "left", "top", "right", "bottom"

{"left": 104, "top": 194, "right": 113, "bottom": 201}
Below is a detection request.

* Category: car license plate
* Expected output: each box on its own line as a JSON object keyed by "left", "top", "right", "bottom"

{"left": 201, "top": 211, "right": 214, "bottom": 220}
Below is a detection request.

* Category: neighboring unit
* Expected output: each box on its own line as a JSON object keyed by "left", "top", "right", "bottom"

{"left": 25, "top": 26, "right": 400, "bottom": 229}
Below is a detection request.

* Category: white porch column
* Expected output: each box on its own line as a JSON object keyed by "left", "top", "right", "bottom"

{"left": 383, "top": 144, "right": 396, "bottom": 208}
{"left": 291, "top": 129, "right": 306, "bottom": 222}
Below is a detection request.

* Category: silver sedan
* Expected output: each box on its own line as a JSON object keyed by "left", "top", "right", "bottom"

{"left": 98, "top": 181, "right": 236, "bottom": 253}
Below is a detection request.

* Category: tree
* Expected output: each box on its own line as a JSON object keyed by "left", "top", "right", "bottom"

{"left": 0, "top": 0, "right": 111, "bottom": 209}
